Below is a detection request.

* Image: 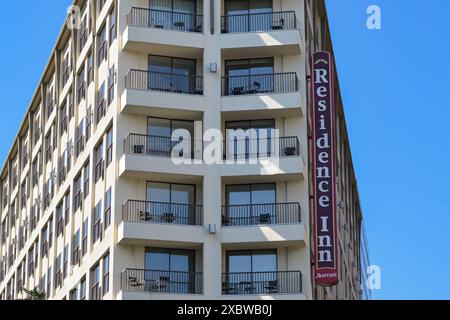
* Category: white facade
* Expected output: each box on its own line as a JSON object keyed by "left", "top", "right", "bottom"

{"left": 0, "top": 0, "right": 368, "bottom": 301}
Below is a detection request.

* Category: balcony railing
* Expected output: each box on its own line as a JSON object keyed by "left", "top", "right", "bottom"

{"left": 124, "top": 134, "right": 203, "bottom": 159}
{"left": 123, "top": 200, "right": 203, "bottom": 226}
{"left": 222, "top": 271, "right": 302, "bottom": 295}
{"left": 126, "top": 69, "right": 203, "bottom": 95}
{"left": 127, "top": 7, "right": 203, "bottom": 33}
{"left": 122, "top": 269, "right": 203, "bottom": 294}
{"left": 223, "top": 136, "right": 300, "bottom": 160}
{"left": 222, "top": 202, "right": 301, "bottom": 227}
{"left": 222, "top": 72, "right": 298, "bottom": 96}
{"left": 221, "top": 11, "right": 296, "bottom": 33}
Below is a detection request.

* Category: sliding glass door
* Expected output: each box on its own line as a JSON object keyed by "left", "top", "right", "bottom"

{"left": 225, "top": 119, "right": 275, "bottom": 160}
{"left": 145, "top": 248, "right": 196, "bottom": 293}
{"left": 225, "top": 250, "right": 277, "bottom": 294}
{"left": 149, "top": 0, "right": 196, "bottom": 30}
{"left": 146, "top": 182, "right": 196, "bottom": 224}
{"left": 147, "top": 117, "right": 195, "bottom": 158}
{"left": 225, "top": 0, "right": 273, "bottom": 33}
{"left": 148, "top": 55, "right": 197, "bottom": 93}
{"left": 225, "top": 58, "right": 274, "bottom": 95}
{"left": 225, "top": 183, "right": 276, "bottom": 225}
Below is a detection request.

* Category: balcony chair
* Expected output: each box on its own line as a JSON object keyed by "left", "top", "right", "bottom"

{"left": 128, "top": 276, "right": 145, "bottom": 289}
{"left": 133, "top": 144, "right": 144, "bottom": 154}
{"left": 139, "top": 211, "right": 154, "bottom": 222}
{"left": 283, "top": 146, "right": 297, "bottom": 156}
{"left": 264, "top": 280, "right": 278, "bottom": 294}
{"left": 272, "top": 18, "right": 285, "bottom": 30}
{"left": 162, "top": 213, "right": 176, "bottom": 224}
{"left": 147, "top": 276, "right": 170, "bottom": 292}
{"left": 222, "top": 282, "right": 238, "bottom": 295}
{"left": 258, "top": 214, "right": 272, "bottom": 224}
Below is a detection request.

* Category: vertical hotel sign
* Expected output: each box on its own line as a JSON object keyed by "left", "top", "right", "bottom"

{"left": 311, "top": 51, "right": 339, "bottom": 286}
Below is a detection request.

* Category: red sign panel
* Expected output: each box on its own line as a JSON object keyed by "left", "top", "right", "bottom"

{"left": 311, "top": 51, "right": 339, "bottom": 287}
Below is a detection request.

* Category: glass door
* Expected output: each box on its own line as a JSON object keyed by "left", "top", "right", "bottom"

{"left": 148, "top": 55, "right": 196, "bottom": 93}
{"left": 225, "top": 183, "right": 276, "bottom": 225}
{"left": 146, "top": 182, "right": 196, "bottom": 224}
{"left": 145, "top": 248, "right": 195, "bottom": 293}
{"left": 225, "top": 119, "right": 275, "bottom": 159}
{"left": 225, "top": 0, "right": 272, "bottom": 32}
{"left": 225, "top": 58, "right": 274, "bottom": 95}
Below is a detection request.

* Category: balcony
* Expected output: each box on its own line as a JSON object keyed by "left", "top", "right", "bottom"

{"left": 123, "top": 7, "right": 205, "bottom": 54}
{"left": 221, "top": 11, "right": 297, "bottom": 34}
{"left": 124, "top": 134, "right": 202, "bottom": 160}
{"left": 221, "top": 73, "right": 304, "bottom": 118}
{"left": 121, "top": 70, "right": 206, "bottom": 117}
{"left": 123, "top": 200, "right": 203, "bottom": 226}
{"left": 222, "top": 203, "right": 300, "bottom": 227}
{"left": 128, "top": 7, "right": 203, "bottom": 33}
{"left": 121, "top": 269, "right": 203, "bottom": 299}
{"left": 118, "top": 199, "right": 205, "bottom": 246}
{"left": 219, "top": 11, "right": 302, "bottom": 58}
{"left": 223, "top": 136, "right": 300, "bottom": 160}
{"left": 222, "top": 271, "right": 302, "bottom": 296}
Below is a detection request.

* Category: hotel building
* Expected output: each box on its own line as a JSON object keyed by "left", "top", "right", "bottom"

{"left": 0, "top": 0, "right": 370, "bottom": 300}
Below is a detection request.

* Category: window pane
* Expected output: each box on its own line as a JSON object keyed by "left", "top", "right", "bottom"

{"left": 251, "top": 184, "right": 276, "bottom": 204}
{"left": 171, "top": 184, "right": 195, "bottom": 204}
{"left": 228, "top": 254, "right": 252, "bottom": 273}
{"left": 147, "top": 118, "right": 171, "bottom": 137}
{"left": 146, "top": 250, "right": 170, "bottom": 271}
{"left": 147, "top": 182, "right": 171, "bottom": 203}
{"left": 227, "top": 185, "right": 251, "bottom": 205}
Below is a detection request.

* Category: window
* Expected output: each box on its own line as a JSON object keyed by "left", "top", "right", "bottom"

{"left": 84, "top": 162, "right": 90, "bottom": 198}
{"left": 146, "top": 117, "right": 195, "bottom": 158}
{"left": 97, "top": 26, "right": 107, "bottom": 67}
{"left": 48, "top": 217, "right": 53, "bottom": 248}
{"left": 82, "top": 219, "right": 88, "bottom": 256}
{"left": 63, "top": 245, "right": 69, "bottom": 279}
{"left": 145, "top": 248, "right": 196, "bottom": 294}
{"left": 32, "top": 156, "right": 39, "bottom": 187}
{"left": 225, "top": 119, "right": 276, "bottom": 159}
{"left": 109, "top": 9, "right": 116, "bottom": 45}
{"left": 80, "top": 277, "right": 86, "bottom": 300}
{"left": 33, "top": 113, "right": 41, "bottom": 146}
{"left": 69, "top": 287, "right": 78, "bottom": 300}
{"left": 76, "top": 120, "right": 85, "bottom": 157}
{"left": 225, "top": 249, "right": 278, "bottom": 294}
{"left": 106, "top": 127, "right": 113, "bottom": 166}
{"left": 104, "top": 188, "right": 111, "bottom": 228}
{"left": 96, "top": 82, "right": 106, "bottom": 124}
{"left": 90, "top": 263, "right": 101, "bottom": 300}
{"left": 94, "top": 143, "right": 104, "bottom": 182}
{"left": 74, "top": 173, "right": 83, "bottom": 211}
{"left": 148, "top": 55, "right": 197, "bottom": 94}
{"left": 60, "top": 103, "right": 68, "bottom": 135}
{"left": 56, "top": 202, "right": 64, "bottom": 236}
{"left": 20, "top": 181, "right": 27, "bottom": 209}
{"left": 224, "top": 0, "right": 273, "bottom": 33}
{"left": 45, "top": 132, "right": 52, "bottom": 163}
{"left": 72, "top": 229, "right": 80, "bottom": 266}
{"left": 55, "top": 254, "right": 62, "bottom": 288}
{"left": 102, "top": 253, "right": 110, "bottom": 295}
{"left": 108, "top": 66, "right": 115, "bottom": 105}
{"left": 87, "top": 54, "right": 93, "bottom": 84}
{"left": 86, "top": 106, "right": 92, "bottom": 141}
{"left": 77, "top": 67, "right": 86, "bottom": 103}
{"left": 28, "top": 247, "right": 34, "bottom": 277}
{"left": 98, "top": 0, "right": 107, "bottom": 13}
{"left": 22, "top": 139, "right": 29, "bottom": 169}
{"left": 46, "top": 266, "right": 52, "bottom": 298}
{"left": 225, "top": 183, "right": 276, "bottom": 226}
{"left": 92, "top": 200, "right": 102, "bottom": 243}
{"left": 41, "top": 225, "right": 49, "bottom": 258}
{"left": 224, "top": 58, "right": 275, "bottom": 95}
{"left": 64, "top": 192, "right": 70, "bottom": 225}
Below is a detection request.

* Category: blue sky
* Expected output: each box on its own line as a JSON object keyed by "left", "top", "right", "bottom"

{"left": 0, "top": 1, "right": 449, "bottom": 300}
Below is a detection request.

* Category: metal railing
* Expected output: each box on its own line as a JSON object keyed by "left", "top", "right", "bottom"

{"left": 223, "top": 136, "right": 300, "bottom": 159}
{"left": 123, "top": 200, "right": 203, "bottom": 226}
{"left": 221, "top": 11, "right": 296, "bottom": 33}
{"left": 222, "top": 203, "right": 301, "bottom": 227}
{"left": 222, "top": 72, "right": 298, "bottom": 96}
{"left": 127, "top": 7, "right": 203, "bottom": 33}
{"left": 124, "top": 134, "right": 203, "bottom": 159}
{"left": 126, "top": 69, "right": 203, "bottom": 95}
{"left": 222, "top": 271, "right": 302, "bottom": 295}
{"left": 122, "top": 269, "right": 203, "bottom": 294}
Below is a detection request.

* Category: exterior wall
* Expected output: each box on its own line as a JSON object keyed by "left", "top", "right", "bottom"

{"left": 0, "top": 0, "right": 368, "bottom": 301}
